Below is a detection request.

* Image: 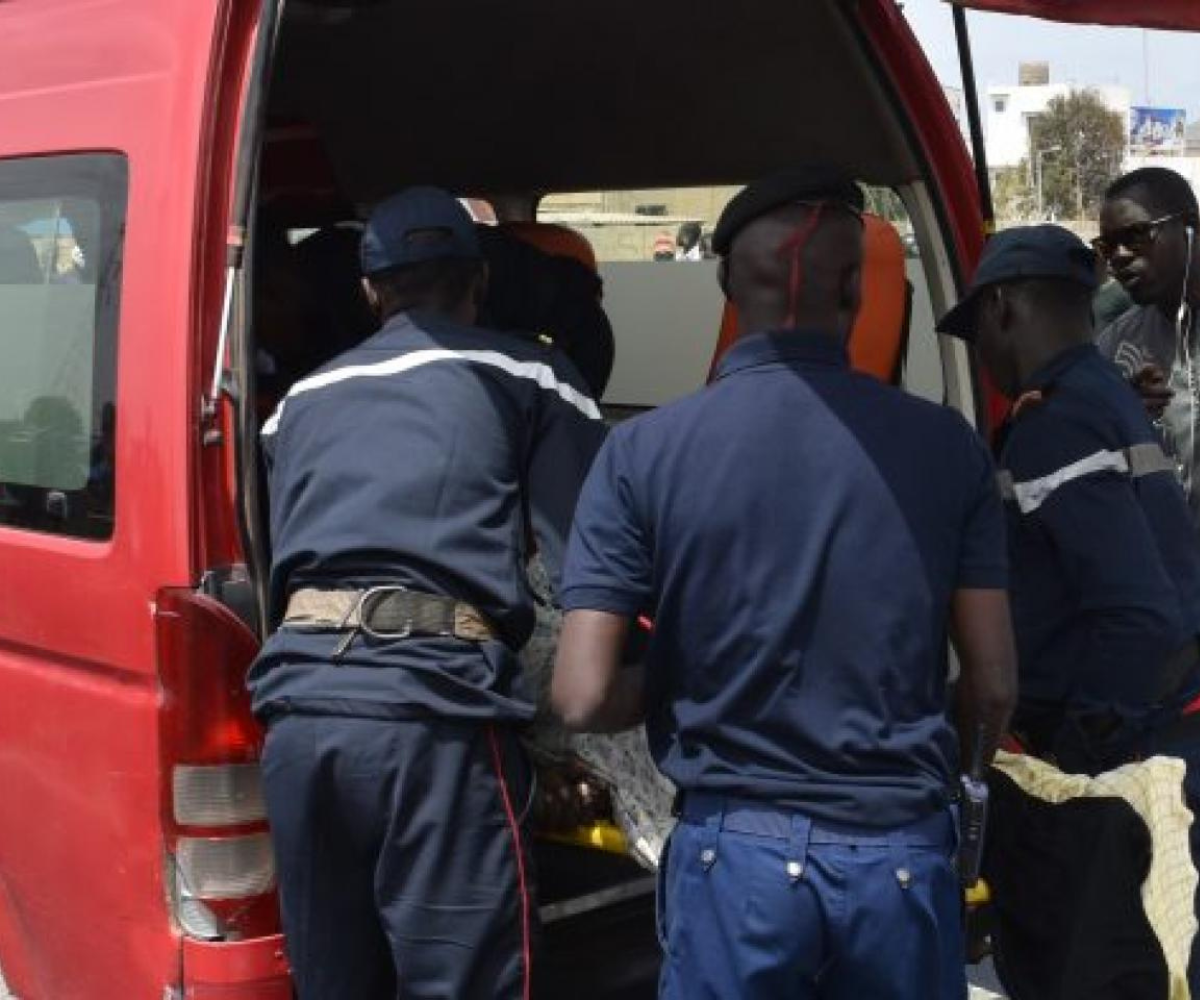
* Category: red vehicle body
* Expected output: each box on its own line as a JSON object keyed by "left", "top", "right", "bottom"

{"left": 953, "top": 0, "right": 1200, "bottom": 30}
{"left": 0, "top": 0, "right": 985, "bottom": 996}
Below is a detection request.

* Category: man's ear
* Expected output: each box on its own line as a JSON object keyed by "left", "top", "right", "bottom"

{"left": 717, "top": 258, "right": 731, "bottom": 300}
{"left": 361, "top": 277, "right": 381, "bottom": 316}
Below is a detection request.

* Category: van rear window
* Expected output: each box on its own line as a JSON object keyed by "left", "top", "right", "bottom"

{"left": 0, "top": 154, "right": 126, "bottom": 540}
{"left": 539, "top": 185, "right": 946, "bottom": 413}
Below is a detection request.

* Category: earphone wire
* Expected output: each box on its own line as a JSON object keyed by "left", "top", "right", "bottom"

{"left": 1178, "top": 225, "right": 1196, "bottom": 499}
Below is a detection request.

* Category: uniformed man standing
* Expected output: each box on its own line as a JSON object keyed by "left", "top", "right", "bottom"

{"left": 248, "top": 187, "right": 606, "bottom": 999}
{"left": 937, "top": 225, "right": 1200, "bottom": 988}
{"left": 552, "top": 169, "right": 1018, "bottom": 999}
{"left": 1094, "top": 168, "right": 1200, "bottom": 535}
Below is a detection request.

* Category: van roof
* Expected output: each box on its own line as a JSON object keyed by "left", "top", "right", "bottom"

{"left": 270, "top": 0, "right": 920, "bottom": 201}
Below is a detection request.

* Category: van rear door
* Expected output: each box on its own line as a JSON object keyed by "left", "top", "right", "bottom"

{"left": 0, "top": 1, "right": 287, "bottom": 997}
{"left": 948, "top": 0, "right": 1200, "bottom": 29}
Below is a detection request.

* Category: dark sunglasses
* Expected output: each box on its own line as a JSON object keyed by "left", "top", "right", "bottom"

{"left": 1091, "top": 213, "right": 1184, "bottom": 261}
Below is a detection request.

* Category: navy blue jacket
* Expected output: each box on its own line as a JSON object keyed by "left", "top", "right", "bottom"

{"left": 247, "top": 311, "right": 606, "bottom": 722}
{"left": 561, "top": 331, "right": 1008, "bottom": 827}
{"left": 998, "top": 343, "right": 1200, "bottom": 721}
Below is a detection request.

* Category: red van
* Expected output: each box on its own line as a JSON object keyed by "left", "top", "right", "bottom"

{"left": 0, "top": 0, "right": 990, "bottom": 996}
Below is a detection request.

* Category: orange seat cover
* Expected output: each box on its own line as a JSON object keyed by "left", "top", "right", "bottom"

{"left": 709, "top": 213, "right": 909, "bottom": 384}
{"left": 501, "top": 221, "right": 598, "bottom": 273}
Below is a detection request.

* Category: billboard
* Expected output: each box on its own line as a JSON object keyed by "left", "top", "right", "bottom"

{"left": 1130, "top": 107, "right": 1188, "bottom": 155}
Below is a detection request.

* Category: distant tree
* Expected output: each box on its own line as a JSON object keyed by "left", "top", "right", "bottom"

{"left": 993, "top": 166, "right": 1037, "bottom": 223}
{"left": 863, "top": 186, "right": 908, "bottom": 224}
{"left": 1027, "top": 89, "right": 1126, "bottom": 219}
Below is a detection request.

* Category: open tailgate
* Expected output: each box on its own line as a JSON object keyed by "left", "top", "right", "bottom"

{"left": 947, "top": 0, "right": 1200, "bottom": 31}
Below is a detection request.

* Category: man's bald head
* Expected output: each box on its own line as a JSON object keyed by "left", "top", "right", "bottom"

{"left": 720, "top": 201, "right": 864, "bottom": 340}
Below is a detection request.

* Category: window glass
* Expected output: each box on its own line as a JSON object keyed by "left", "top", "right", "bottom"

{"left": 539, "top": 184, "right": 946, "bottom": 411}
{"left": 539, "top": 187, "right": 736, "bottom": 411}
{"left": 862, "top": 186, "right": 947, "bottom": 405}
{"left": 0, "top": 155, "right": 126, "bottom": 538}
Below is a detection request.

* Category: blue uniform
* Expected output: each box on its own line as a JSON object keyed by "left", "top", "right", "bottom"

{"left": 562, "top": 330, "right": 1008, "bottom": 999}
{"left": 250, "top": 311, "right": 605, "bottom": 721}
{"left": 251, "top": 310, "right": 605, "bottom": 999}
{"left": 998, "top": 344, "right": 1200, "bottom": 765}
{"left": 998, "top": 343, "right": 1200, "bottom": 992}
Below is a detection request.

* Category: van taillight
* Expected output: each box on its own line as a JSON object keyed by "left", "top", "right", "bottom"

{"left": 156, "top": 588, "right": 278, "bottom": 941}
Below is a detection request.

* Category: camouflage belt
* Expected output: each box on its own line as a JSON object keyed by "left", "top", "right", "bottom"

{"left": 283, "top": 586, "right": 498, "bottom": 643}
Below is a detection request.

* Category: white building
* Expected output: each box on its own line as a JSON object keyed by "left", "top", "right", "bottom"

{"left": 985, "top": 82, "right": 1131, "bottom": 169}
{"left": 942, "top": 85, "right": 972, "bottom": 151}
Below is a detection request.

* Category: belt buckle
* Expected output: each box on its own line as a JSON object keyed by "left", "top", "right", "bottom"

{"left": 357, "top": 585, "right": 412, "bottom": 640}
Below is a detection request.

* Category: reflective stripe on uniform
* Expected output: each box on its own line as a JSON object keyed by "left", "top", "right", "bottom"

{"left": 261, "top": 348, "right": 603, "bottom": 437}
{"left": 997, "top": 442, "right": 1176, "bottom": 515}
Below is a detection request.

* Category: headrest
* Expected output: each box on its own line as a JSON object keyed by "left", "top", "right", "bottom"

{"left": 502, "top": 221, "right": 598, "bottom": 273}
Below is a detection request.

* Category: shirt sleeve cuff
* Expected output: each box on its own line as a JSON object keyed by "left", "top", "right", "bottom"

{"left": 559, "top": 586, "right": 646, "bottom": 616}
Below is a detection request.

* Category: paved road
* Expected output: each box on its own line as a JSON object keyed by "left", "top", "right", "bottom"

{"left": 0, "top": 944, "right": 1009, "bottom": 999}
{"left": 969, "top": 958, "right": 1007, "bottom": 998}
{"left": 0, "top": 968, "right": 1004, "bottom": 999}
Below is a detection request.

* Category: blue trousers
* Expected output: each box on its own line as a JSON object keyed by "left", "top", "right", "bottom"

{"left": 657, "top": 795, "right": 966, "bottom": 1000}
{"left": 261, "top": 713, "right": 536, "bottom": 1000}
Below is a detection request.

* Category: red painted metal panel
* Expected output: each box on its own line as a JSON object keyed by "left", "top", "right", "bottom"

{"left": 949, "top": 0, "right": 1200, "bottom": 31}
{"left": 861, "top": 0, "right": 986, "bottom": 275}
{"left": 0, "top": 0, "right": 251, "bottom": 996}
{"left": 182, "top": 934, "right": 292, "bottom": 997}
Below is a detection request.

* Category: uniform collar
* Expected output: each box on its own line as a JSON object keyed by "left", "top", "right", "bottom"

{"left": 714, "top": 330, "right": 849, "bottom": 380}
{"left": 1023, "top": 342, "right": 1098, "bottom": 392}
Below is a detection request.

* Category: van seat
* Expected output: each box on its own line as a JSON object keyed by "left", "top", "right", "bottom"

{"left": 708, "top": 213, "right": 911, "bottom": 385}
{"left": 501, "top": 221, "right": 598, "bottom": 274}
{"left": 480, "top": 222, "right": 614, "bottom": 396}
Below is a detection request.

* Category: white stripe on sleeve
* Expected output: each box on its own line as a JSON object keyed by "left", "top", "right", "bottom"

{"left": 259, "top": 348, "right": 602, "bottom": 438}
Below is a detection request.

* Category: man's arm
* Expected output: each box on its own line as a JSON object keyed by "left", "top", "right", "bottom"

{"left": 524, "top": 356, "right": 607, "bottom": 594}
{"left": 948, "top": 419, "right": 1016, "bottom": 769}
{"left": 552, "top": 610, "right": 645, "bottom": 732}
{"left": 553, "top": 429, "right": 655, "bottom": 733}
{"left": 950, "top": 588, "right": 1017, "bottom": 772}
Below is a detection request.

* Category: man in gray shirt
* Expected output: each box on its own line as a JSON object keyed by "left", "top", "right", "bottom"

{"left": 1096, "top": 167, "right": 1200, "bottom": 530}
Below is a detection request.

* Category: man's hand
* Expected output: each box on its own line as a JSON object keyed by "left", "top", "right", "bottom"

{"left": 534, "top": 761, "right": 612, "bottom": 832}
{"left": 1131, "top": 364, "right": 1173, "bottom": 420}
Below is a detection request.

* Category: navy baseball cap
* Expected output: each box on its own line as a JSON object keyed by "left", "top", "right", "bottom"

{"left": 937, "top": 224, "right": 1099, "bottom": 339}
{"left": 713, "top": 168, "right": 864, "bottom": 257}
{"left": 360, "top": 186, "right": 481, "bottom": 276}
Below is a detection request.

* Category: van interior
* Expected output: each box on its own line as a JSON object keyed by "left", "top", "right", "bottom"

{"left": 238, "top": 0, "right": 971, "bottom": 994}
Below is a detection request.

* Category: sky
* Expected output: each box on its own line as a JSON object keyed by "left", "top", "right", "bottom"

{"left": 900, "top": 0, "right": 1200, "bottom": 119}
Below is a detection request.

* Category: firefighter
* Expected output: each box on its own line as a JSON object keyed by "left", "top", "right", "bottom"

{"left": 551, "top": 168, "right": 1017, "bottom": 999}
{"left": 938, "top": 223, "right": 1200, "bottom": 992}
{"left": 248, "top": 186, "right": 606, "bottom": 999}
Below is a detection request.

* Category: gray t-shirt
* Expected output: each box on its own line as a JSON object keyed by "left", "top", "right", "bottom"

{"left": 1097, "top": 304, "right": 1200, "bottom": 531}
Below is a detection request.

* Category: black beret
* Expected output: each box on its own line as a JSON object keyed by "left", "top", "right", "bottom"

{"left": 713, "top": 168, "right": 865, "bottom": 257}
